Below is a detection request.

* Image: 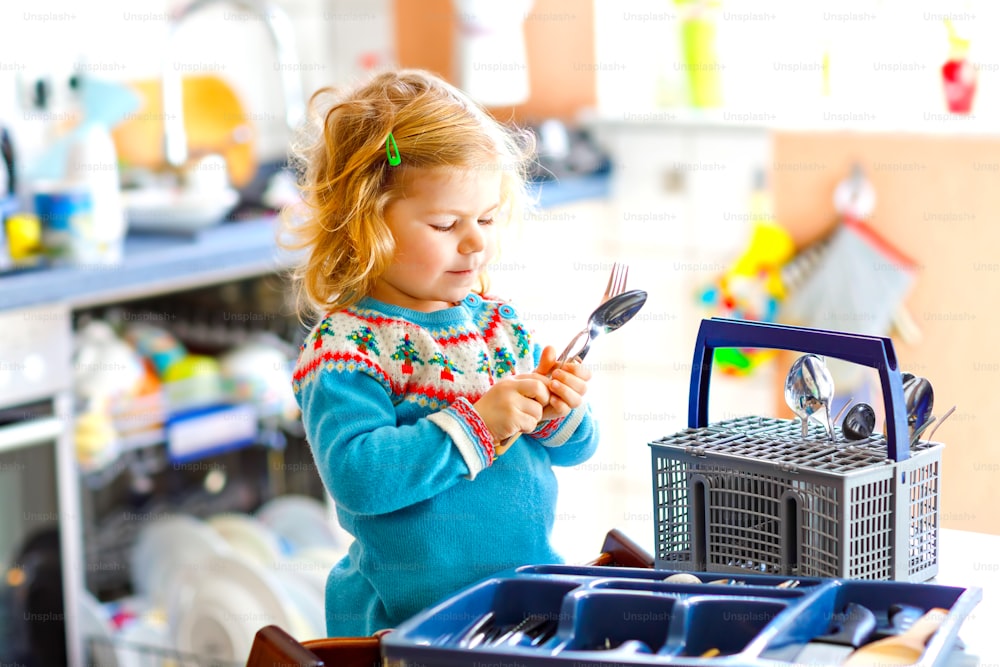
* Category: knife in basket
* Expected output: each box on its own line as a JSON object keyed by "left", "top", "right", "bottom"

{"left": 793, "top": 602, "right": 877, "bottom": 664}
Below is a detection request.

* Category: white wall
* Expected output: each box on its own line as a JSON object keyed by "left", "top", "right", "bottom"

{"left": 592, "top": 0, "right": 998, "bottom": 127}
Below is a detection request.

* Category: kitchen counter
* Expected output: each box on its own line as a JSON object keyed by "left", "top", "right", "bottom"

{"left": 0, "top": 216, "right": 292, "bottom": 312}
{"left": 0, "top": 174, "right": 611, "bottom": 312}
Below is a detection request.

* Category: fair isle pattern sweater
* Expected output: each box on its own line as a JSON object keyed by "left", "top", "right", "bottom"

{"left": 292, "top": 293, "right": 599, "bottom": 637}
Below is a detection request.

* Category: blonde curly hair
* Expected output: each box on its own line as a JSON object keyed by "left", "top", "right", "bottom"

{"left": 279, "top": 69, "right": 536, "bottom": 318}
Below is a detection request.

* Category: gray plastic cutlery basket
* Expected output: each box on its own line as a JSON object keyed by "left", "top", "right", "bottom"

{"left": 650, "top": 318, "right": 941, "bottom": 582}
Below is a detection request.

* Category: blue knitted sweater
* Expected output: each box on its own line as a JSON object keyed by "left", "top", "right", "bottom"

{"left": 292, "top": 293, "right": 599, "bottom": 637}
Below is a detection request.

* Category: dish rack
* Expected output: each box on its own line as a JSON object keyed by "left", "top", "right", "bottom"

{"left": 380, "top": 563, "right": 980, "bottom": 665}
{"left": 652, "top": 318, "right": 941, "bottom": 581}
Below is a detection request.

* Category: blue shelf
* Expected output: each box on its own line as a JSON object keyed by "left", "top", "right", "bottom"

{"left": 0, "top": 216, "right": 296, "bottom": 311}
{"left": 530, "top": 172, "right": 611, "bottom": 208}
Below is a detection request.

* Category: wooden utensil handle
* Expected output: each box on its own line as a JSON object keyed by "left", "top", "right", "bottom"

{"left": 494, "top": 340, "right": 581, "bottom": 455}
{"left": 843, "top": 607, "right": 950, "bottom": 666}
{"left": 583, "top": 529, "right": 655, "bottom": 568}
{"left": 902, "top": 608, "right": 949, "bottom": 644}
{"left": 495, "top": 432, "right": 521, "bottom": 455}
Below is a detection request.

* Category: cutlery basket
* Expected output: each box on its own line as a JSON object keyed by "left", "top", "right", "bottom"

{"left": 380, "top": 564, "right": 980, "bottom": 666}
{"left": 651, "top": 318, "right": 942, "bottom": 582}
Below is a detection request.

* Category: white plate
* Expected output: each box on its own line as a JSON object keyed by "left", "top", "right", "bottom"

{"left": 79, "top": 591, "right": 120, "bottom": 667}
{"left": 255, "top": 494, "right": 347, "bottom": 554}
{"left": 207, "top": 512, "right": 286, "bottom": 567}
{"left": 173, "top": 553, "right": 297, "bottom": 664}
{"left": 123, "top": 186, "right": 239, "bottom": 232}
{"left": 130, "top": 514, "right": 232, "bottom": 609}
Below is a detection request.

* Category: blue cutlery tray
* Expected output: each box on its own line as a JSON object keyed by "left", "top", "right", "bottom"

{"left": 380, "top": 564, "right": 981, "bottom": 666}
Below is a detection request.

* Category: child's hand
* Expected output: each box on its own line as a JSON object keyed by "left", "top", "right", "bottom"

{"left": 532, "top": 345, "right": 592, "bottom": 421}
{"left": 473, "top": 376, "right": 551, "bottom": 443}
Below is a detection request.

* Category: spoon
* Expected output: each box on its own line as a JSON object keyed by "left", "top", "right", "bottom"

{"left": 841, "top": 402, "right": 876, "bottom": 441}
{"left": 902, "top": 375, "right": 934, "bottom": 442}
{"left": 785, "top": 354, "right": 836, "bottom": 439}
{"left": 494, "top": 289, "right": 647, "bottom": 455}
{"left": 553, "top": 289, "right": 648, "bottom": 372}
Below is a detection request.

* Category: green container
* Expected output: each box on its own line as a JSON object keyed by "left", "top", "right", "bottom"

{"left": 677, "top": 2, "right": 722, "bottom": 108}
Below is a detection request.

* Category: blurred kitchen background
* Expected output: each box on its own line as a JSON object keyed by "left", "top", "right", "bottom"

{"left": 2, "top": 0, "right": 999, "bottom": 664}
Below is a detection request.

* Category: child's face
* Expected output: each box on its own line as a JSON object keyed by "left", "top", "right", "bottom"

{"left": 373, "top": 166, "right": 502, "bottom": 312}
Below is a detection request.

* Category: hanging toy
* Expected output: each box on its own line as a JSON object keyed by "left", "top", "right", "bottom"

{"left": 698, "top": 171, "right": 795, "bottom": 375}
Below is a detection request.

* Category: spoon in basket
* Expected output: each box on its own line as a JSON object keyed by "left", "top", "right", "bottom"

{"left": 903, "top": 375, "right": 934, "bottom": 443}
{"left": 784, "top": 354, "right": 836, "bottom": 439}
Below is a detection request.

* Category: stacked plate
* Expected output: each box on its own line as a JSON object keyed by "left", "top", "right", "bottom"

{"left": 125, "top": 495, "right": 348, "bottom": 664}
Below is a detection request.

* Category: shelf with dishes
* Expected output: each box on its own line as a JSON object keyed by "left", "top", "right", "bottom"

{"left": 70, "top": 276, "right": 309, "bottom": 488}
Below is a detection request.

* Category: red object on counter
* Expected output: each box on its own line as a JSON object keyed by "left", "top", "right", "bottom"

{"left": 942, "top": 58, "right": 977, "bottom": 113}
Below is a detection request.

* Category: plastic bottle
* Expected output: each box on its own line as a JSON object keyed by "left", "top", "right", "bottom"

{"left": 64, "top": 122, "right": 127, "bottom": 264}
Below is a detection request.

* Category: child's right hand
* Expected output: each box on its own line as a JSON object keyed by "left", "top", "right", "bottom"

{"left": 473, "top": 376, "right": 551, "bottom": 443}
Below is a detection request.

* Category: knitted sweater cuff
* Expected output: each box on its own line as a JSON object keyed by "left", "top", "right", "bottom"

{"left": 529, "top": 405, "right": 586, "bottom": 448}
{"left": 427, "top": 397, "right": 496, "bottom": 479}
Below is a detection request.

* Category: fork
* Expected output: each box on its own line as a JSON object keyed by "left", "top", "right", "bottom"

{"left": 603, "top": 262, "right": 629, "bottom": 306}
{"left": 459, "top": 613, "right": 559, "bottom": 649}
{"left": 494, "top": 263, "right": 628, "bottom": 456}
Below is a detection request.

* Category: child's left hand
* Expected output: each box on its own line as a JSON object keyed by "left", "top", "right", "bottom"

{"left": 531, "top": 345, "right": 592, "bottom": 421}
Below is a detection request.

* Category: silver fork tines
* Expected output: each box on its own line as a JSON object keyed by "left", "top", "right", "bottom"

{"left": 603, "top": 262, "right": 628, "bottom": 306}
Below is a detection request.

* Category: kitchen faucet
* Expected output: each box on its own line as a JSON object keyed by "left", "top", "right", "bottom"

{"left": 161, "top": 0, "right": 307, "bottom": 169}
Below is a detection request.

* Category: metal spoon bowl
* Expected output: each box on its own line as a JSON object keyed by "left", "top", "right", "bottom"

{"left": 784, "top": 354, "right": 836, "bottom": 439}
{"left": 842, "top": 402, "right": 876, "bottom": 441}
{"left": 554, "top": 289, "right": 648, "bottom": 371}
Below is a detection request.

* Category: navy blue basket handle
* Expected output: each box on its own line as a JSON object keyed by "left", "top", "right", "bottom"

{"left": 688, "top": 317, "right": 911, "bottom": 462}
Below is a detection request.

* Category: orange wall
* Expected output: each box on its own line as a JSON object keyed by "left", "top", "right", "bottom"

{"left": 771, "top": 130, "right": 1000, "bottom": 535}
{"left": 392, "top": 0, "right": 596, "bottom": 122}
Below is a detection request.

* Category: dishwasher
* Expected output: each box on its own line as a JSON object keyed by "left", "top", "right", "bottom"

{"left": 0, "top": 304, "right": 86, "bottom": 666}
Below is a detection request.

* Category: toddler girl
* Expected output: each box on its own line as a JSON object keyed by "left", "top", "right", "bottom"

{"left": 282, "top": 69, "right": 599, "bottom": 637}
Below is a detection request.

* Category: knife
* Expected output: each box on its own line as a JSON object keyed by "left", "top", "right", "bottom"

{"left": 793, "top": 602, "right": 878, "bottom": 665}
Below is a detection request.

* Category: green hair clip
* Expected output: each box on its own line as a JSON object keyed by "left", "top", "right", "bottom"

{"left": 386, "top": 132, "right": 401, "bottom": 166}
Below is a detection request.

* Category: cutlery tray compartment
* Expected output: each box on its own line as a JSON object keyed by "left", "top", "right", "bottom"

{"left": 652, "top": 318, "right": 943, "bottom": 582}
{"left": 381, "top": 564, "right": 980, "bottom": 666}
{"left": 559, "top": 589, "right": 679, "bottom": 653}
{"left": 677, "top": 597, "right": 789, "bottom": 657}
